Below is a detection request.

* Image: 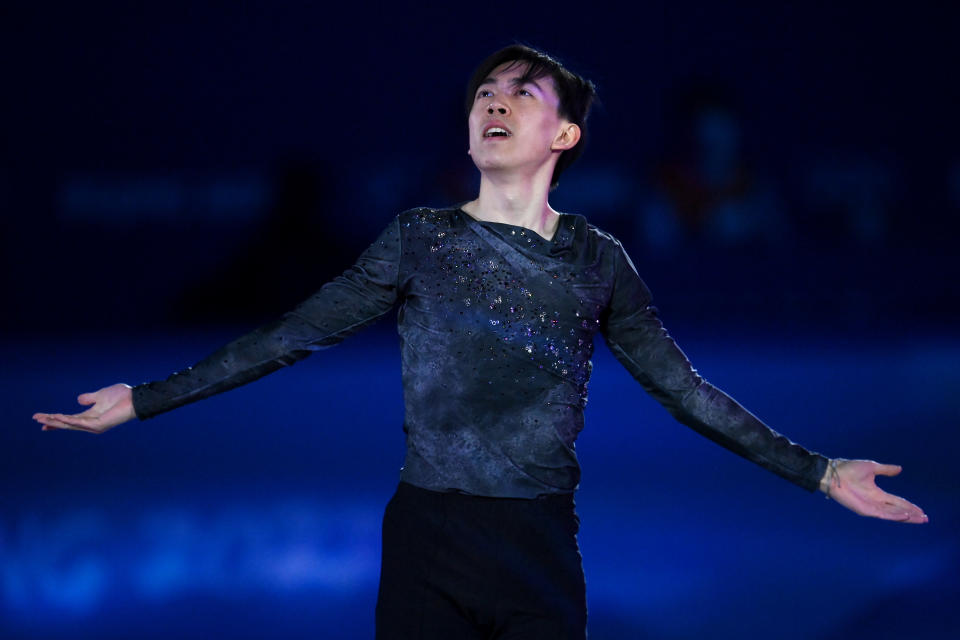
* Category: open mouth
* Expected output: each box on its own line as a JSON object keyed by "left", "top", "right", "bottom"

{"left": 483, "top": 125, "right": 512, "bottom": 138}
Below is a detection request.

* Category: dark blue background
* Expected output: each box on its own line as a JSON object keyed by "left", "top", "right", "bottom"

{"left": 4, "top": 2, "right": 958, "bottom": 638}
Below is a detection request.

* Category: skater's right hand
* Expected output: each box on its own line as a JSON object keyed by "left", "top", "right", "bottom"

{"left": 33, "top": 383, "right": 136, "bottom": 434}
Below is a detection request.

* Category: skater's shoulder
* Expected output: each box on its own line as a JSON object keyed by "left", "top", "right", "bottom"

{"left": 397, "top": 205, "right": 460, "bottom": 228}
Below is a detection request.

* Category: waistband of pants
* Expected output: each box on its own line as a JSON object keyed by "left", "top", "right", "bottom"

{"left": 396, "top": 480, "right": 575, "bottom": 508}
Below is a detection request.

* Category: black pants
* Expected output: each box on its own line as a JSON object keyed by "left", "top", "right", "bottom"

{"left": 375, "top": 482, "right": 587, "bottom": 639}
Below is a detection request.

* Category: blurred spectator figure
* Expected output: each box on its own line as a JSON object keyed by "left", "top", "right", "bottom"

{"left": 801, "top": 151, "right": 897, "bottom": 247}
{"left": 637, "top": 81, "right": 790, "bottom": 254}
{"left": 174, "top": 157, "right": 353, "bottom": 324}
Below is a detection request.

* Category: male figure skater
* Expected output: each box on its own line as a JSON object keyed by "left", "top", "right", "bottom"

{"left": 34, "top": 45, "right": 927, "bottom": 639}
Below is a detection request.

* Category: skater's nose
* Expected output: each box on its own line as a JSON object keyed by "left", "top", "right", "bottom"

{"left": 487, "top": 101, "right": 509, "bottom": 116}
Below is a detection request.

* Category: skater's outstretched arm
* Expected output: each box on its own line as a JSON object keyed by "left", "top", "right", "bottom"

{"left": 601, "top": 239, "right": 928, "bottom": 524}
{"left": 34, "top": 216, "right": 402, "bottom": 430}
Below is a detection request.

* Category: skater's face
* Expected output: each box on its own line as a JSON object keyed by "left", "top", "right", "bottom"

{"left": 467, "top": 61, "right": 580, "bottom": 179}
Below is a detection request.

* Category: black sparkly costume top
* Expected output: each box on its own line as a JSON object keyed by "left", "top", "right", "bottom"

{"left": 133, "top": 207, "right": 828, "bottom": 497}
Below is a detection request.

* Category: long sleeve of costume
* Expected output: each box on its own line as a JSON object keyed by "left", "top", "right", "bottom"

{"left": 601, "top": 242, "right": 829, "bottom": 492}
{"left": 132, "top": 217, "right": 402, "bottom": 420}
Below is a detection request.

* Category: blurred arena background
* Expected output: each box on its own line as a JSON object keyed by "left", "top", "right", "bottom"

{"left": 3, "top": 2, "right": 958, "bottom": 638}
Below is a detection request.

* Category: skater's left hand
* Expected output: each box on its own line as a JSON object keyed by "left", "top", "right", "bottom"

{"left": 820, "top": 459, "right": 928, "bottom": 523}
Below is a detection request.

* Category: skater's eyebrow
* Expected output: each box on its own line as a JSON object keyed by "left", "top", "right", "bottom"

{"left": 478, "top": 76, "right": 546, "bottom": 94}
